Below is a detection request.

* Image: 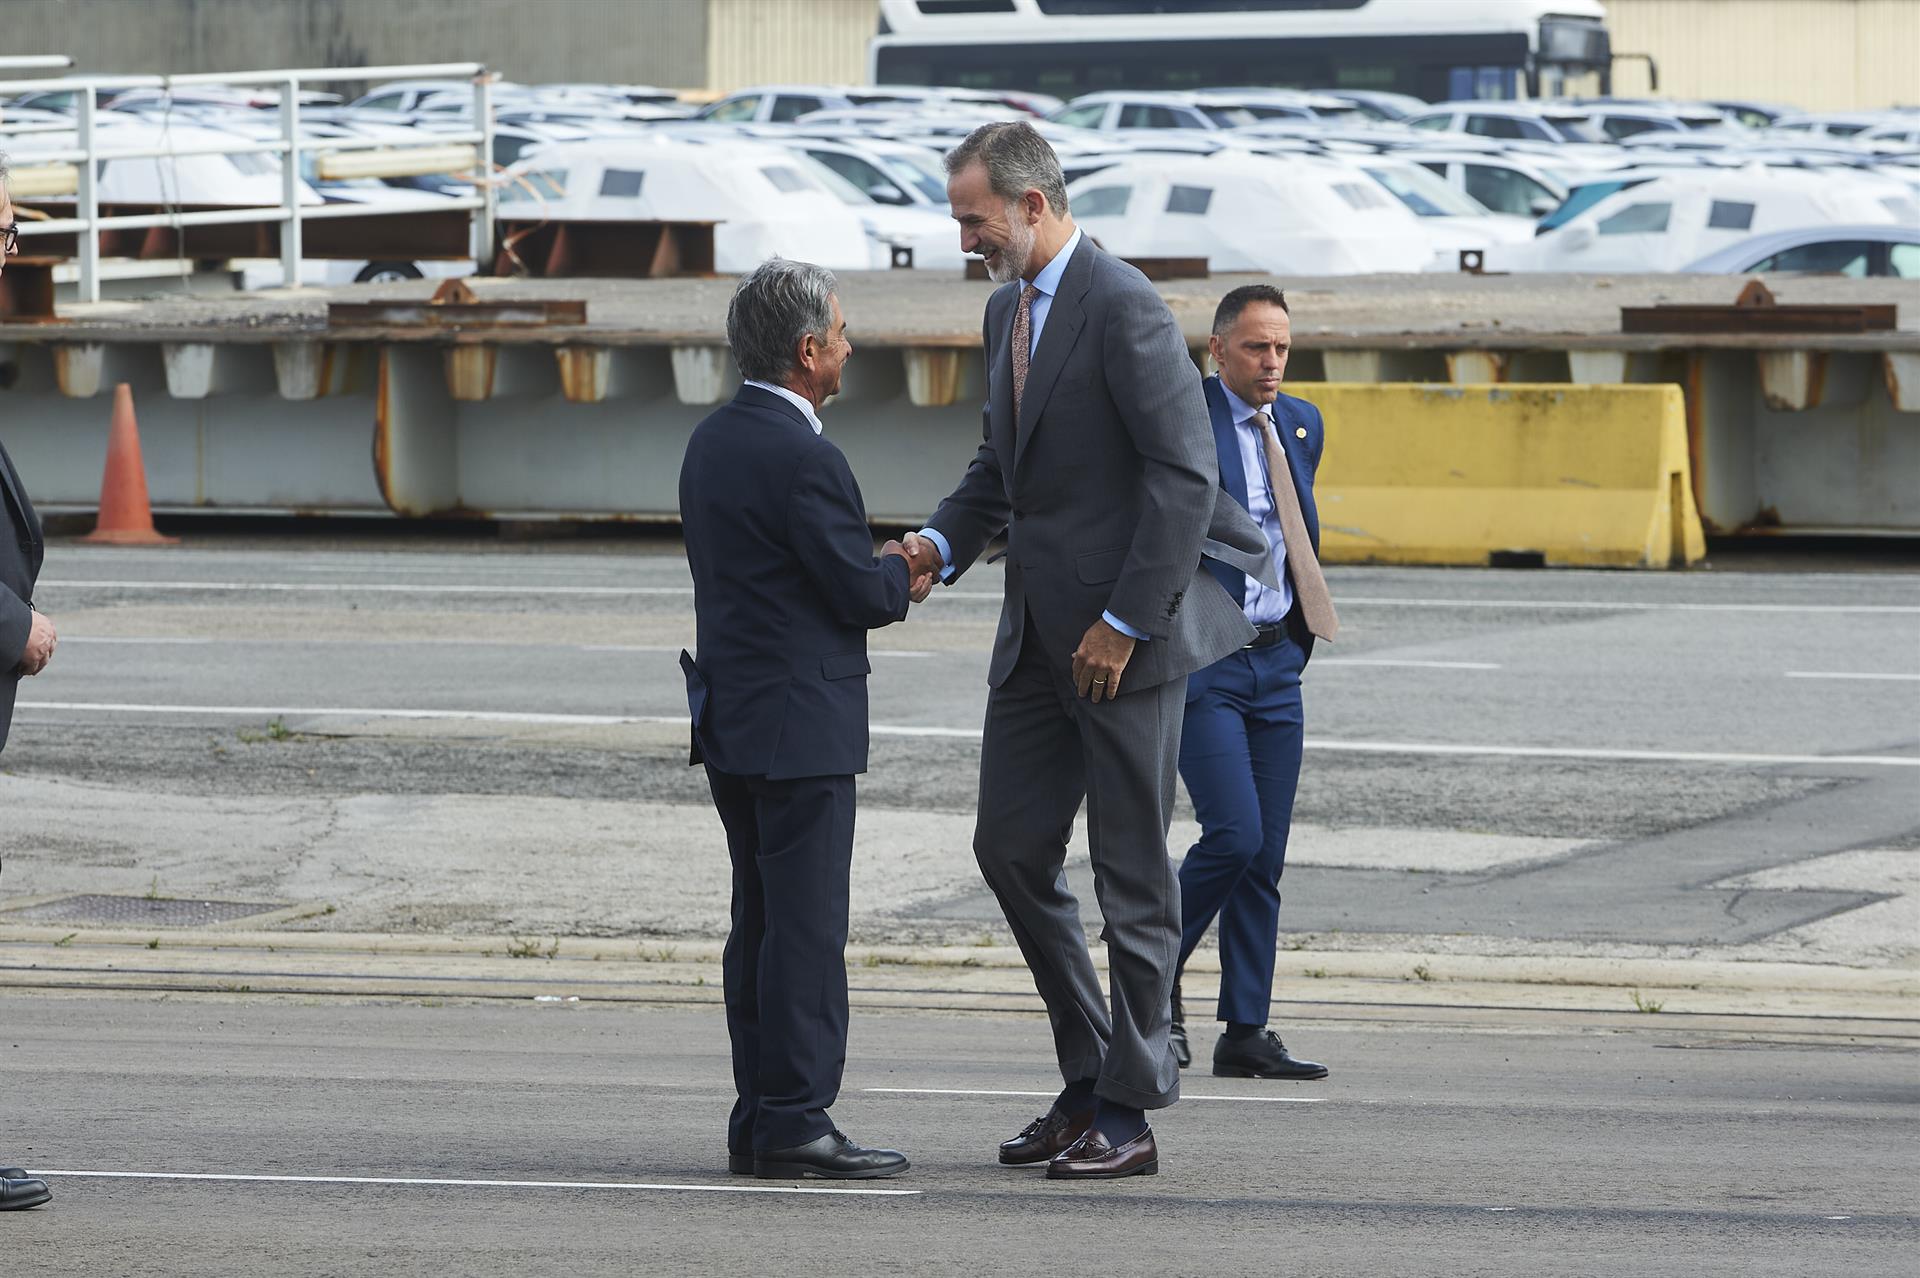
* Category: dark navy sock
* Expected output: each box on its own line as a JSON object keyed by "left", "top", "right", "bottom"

{"left": 1056, "top": 1078, "right": 1097, "bottom": 1114}
{"left": 1092, "top": 1099, "right": 1147, "bottom": 1144}
{"left": 1226, "top": 1022, "right": 1264, "bottom": 1042}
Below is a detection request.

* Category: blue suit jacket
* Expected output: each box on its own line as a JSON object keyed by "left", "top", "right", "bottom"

{"left": 1194, "top": 375, "right": 1324, "bottom": 683}
{"left": 678, "top": 385, "right": 912, "bottom": 781}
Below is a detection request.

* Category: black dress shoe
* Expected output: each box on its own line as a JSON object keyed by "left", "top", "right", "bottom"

{"left": 0, "top": 1167, "right": 27, "bottom": 1180}
{"left": 0, "top": 1177, "right": 51, "bottom": 1211}
{"left": 754, "top": 1130, "right": 909, "bottom": 1180}
{"left": 998, "top": 1105, "right": 1094, "bottom": 1165}
{"left": 1213, "top": 1029, "right": 1329, "bottom": 1080}
{"left": 1170, "top": 978, "right": 1191, "bottom": 1070}
{"left": 1046, "top": 1127, "right": 1158, "bottom": 1180}
{"left": 727, "top": 1152, "right": 753, "bottom": 1175}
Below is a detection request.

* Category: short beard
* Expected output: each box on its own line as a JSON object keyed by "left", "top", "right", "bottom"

{"left": 985, "top": 207, "right": 1036, "bottom": 283}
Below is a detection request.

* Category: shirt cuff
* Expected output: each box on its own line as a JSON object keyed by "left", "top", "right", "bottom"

{"left": 1103, "top": 610, "right": 1150, "bottom": 641}
{"left": 917, "top": 526, "right": 956, "bottom": 583}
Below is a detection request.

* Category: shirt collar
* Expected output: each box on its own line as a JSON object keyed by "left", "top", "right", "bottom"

{"left": 1220, "top": 380, "right": 1268, "bottom": 428}
{"left": 1026, "top": 226, "right": 1082, "bottom": 300}
{"left": 743, "top": 380, "right": 823, "bottom": 435}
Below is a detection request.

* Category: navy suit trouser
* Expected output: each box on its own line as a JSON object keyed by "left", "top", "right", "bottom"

{"left": 1175, "top": 633, "right": 1306, "bottom": 1027}
{"left": 704, "top": 766, "right": 855, "bottom": 1153}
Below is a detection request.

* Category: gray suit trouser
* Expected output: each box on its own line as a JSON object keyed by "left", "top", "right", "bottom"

{"left": 974, "top": 611, "right": 1185, "bottom": 1110}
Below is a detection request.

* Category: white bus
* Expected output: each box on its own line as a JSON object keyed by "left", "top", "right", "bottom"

{"left": 869, "top": 0, "right": 1613, "bottom": 104}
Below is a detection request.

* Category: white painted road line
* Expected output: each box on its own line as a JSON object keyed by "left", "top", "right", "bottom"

{"left": 1786, "top": 671, "right": 1920, "bottom": 682}
{"left": 1315, "top": 659, "right": 1500, "bottom": 671}
{"left": 864, "top": 1088, "right": 1323, "bottom": 1104}
{"left": 39, "top": 579, "right": 694, "bottom": 597}
{"left": 37, "top": 580, "right": 1920, "bottom": 614}
{"left": 60, "top": 637, "right": 214, "bottom": 645}
{"left": 36, "top": 1169, "right": 919, "bottom": 1197}
{"left": 17, "top": 702, "right": 1920, "bottom": 767}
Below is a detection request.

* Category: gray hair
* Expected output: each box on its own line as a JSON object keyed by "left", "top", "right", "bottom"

{"left": 944, "top": 121, "right": 1070, "bottom": 217}
{"left": 725, "top": 258, "right": 837, "bottom": 384}
{"left": 0, "top": 152, "right": 9, "bottom": 183}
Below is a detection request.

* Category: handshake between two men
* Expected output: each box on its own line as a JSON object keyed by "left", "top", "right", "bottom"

{"left": 884, "top": 530, "right": 1138, "bottom": 704}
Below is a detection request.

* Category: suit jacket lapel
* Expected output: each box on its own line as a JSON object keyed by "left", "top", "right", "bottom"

{"left": 1204, "top": 377, "right": 1249, "bottom": 513}
{"left": 1011, "top": 238, "right": 1092, "bottom": 475}
{"left": 0, "top": 440, "right": 40, "bottom": 553}
{"left": 985, "top": 287, "right": 1017, "bottom": 492}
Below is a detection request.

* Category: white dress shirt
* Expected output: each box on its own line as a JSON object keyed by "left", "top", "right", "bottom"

{"left": 1219, "top": 381, "right": 1296, "bottom": 625}
{"left": 743, "top": 380, "right": 823, "bottom": 435}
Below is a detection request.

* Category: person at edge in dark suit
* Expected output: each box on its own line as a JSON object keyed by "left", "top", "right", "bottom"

{"left": 679, "top": 258, "right": 932, "bottom": 1180}
{"left": 1169, "top": 284, "right": 1337, "bottom": 1083}
{"left": 0, "top": 154, "right": 57, "bottom": 1214}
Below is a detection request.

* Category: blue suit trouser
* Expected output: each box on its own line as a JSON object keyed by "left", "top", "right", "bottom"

{"left": 1175, "top": 633, "right": 1306, "bottom": 1027}
{"left": 705, "top": 766, "right": 855, "bottom": 1154}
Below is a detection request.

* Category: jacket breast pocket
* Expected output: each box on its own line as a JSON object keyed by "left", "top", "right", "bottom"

{"left": 820, "top": 652, "right": 871, "bottom": 680}
{"left": 1075, "top": 546, "right": 1129, "bottom": 585}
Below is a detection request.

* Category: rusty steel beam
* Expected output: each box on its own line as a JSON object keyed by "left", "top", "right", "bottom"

{"left": 493, "top": 220, "right": 718, "bottom": 279}
{"left": 327, "top": 299, "right": 587, "bottom": 329}
{"left": 12, "top": 203, "right": 472, "bottom": 262}
{"left": 0, "top": 259, "right": 60, "bottom": 323}
{"left": 1622, "top": 304, "right": 1898, "bottom": 335}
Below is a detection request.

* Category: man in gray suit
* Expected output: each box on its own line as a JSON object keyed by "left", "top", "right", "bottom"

{"left": 905, "top": 121, "right": 1271, "bottom": 1180}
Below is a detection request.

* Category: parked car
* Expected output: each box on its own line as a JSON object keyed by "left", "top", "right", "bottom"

{"left": 1406, "top": 102, "right": 1609, "bottom": 145}
{"left": 1398, "top": 151, "right": 1570, "bottom": 218}
{"left": 696, "top": 85, "right": 859, "bottom": 125}
{"left": 1681, "top": 224, "right": 1920, "bottom": 276}
{"left": 499, "top": 138, "right": 873, "bottom": 272}
{"left": 1066, "top": 152, "right": 1433, "bottom": 275}
{"left": 1500, "top": 168, "right": 1907, "bottom": 272}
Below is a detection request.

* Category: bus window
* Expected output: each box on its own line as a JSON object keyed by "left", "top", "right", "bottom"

{"left": 1074, "top": 186, "right": 1131, "bottom": 218}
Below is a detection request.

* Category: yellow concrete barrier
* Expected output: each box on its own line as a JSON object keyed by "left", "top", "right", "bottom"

{"left": 1311, "top": 383, "right": 1707, "bottom": 568}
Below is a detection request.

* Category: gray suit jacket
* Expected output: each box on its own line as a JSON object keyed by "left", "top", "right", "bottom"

{"left": 929, "top": 236, "right": 1276, "bottom": 692}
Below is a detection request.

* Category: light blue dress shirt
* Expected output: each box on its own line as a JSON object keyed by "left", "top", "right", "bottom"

{"left": 917, "top": 229, "right": 1147, "bottom": 639}
{"left": 1218, "top": 382, "right": 1295, "bottom": 625}
{"left": 743, "top": 379, "right": 823, "bottom": 435}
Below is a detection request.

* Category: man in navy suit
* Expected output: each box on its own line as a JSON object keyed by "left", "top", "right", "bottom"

{"left": 1170, "top": 284, "right": 1338, "bottom": 1082}
{"left": 1, "top": 161, "right": 57, "bottom": 1213}
{"left": 679, "top": 258, "right": 930, "bottom": 1179}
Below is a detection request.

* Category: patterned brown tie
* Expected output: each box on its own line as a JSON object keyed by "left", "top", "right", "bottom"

{"left": 1256, "top": 409, "right": 1339, "bottom": 641}
{"left": 1010, "top": 282, "right": 1040, "bottom": 421}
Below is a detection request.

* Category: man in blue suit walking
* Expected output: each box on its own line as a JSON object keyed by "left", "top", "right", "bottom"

{"left": 1170, "top": 285, "right": 1339, "bottom": 1081}
{"left": 679, "top": 259, "right": 931, "bottom": 1178}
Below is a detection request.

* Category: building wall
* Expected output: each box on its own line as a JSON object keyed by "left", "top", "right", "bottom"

{"left": 704, "top": 0, "right": 879, "bottom": 92}
{"left": 1604, "top": 0, "right": 1919, "bottom": 110}
{"left": 0, "top": 0, "right": 712, "bottom": 90}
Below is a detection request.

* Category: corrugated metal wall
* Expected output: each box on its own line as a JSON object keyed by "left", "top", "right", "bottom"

{"left": 0, "top": 0, "right": 711, "bottom": 91}
{"left": 1605, "top": 0, "right": 1919, "bottom": 110}
{"left": 704, "top": 0, "right": 879, "bottom": 92}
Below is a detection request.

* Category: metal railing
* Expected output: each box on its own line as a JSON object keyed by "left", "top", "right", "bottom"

{"left": 1, "top": 61, "right": 496, "bottom": 302}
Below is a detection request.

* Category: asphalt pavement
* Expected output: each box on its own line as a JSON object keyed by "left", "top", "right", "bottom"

{"left": 2, "top": 996, "right": 1913, "bottom": 1278}
{"left": 1, "top": 532, "right": 1916, "bottom": 1273}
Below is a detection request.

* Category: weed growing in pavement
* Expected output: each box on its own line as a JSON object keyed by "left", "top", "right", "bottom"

{"left": 1304, "top": 967, "right": 1328, "bottom": 979}
{"left": 1283, "top": 935, "right": 1313, "bottom": 951}
{"left": 1411, "top": 963, "right": 1434, "bottom": 982}
{"left": 506, "top": 936, "right": 553, "bottom": 960}
{"left": 642, "top": 944, "right": 679, "bottom": 962}
{"left": 266, "top": 718, "right": 292, "bottom": 741}
{"left": 146, "top": 938, "right": 161, "bottom": 950}
{"left": 1631, "top": 989, "right": 1665, "bottom": 1013}
{"left": 143, "top": 875, "right": 162, "bottom": 900}
{"left": 53, "top": 933, "right": 76, "bottom": 948}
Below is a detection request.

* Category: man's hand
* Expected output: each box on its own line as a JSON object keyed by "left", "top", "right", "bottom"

{"left": 18, "top": 609, "right": 56, "bottom": 677}
{"left": 902, "top": 531, "right": 945, "bottom": 583}
{"left": 1072, "top": 617, "right": 1135, "bottom": 703}
{"left": 881, "top": 541, "right": 935, "bottom": 604}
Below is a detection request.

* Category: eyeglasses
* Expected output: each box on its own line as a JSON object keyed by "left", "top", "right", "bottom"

{"left": 0, "top": 224, "right": 17, "bottom": 253}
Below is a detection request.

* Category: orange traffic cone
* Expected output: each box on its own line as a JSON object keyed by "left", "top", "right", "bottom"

{"left": 83, "top": 383, "right": 178, "bottom": 546}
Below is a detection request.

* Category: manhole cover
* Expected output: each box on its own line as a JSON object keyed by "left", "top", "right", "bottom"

{"left": 2, "top": 895, "right": 288, "bottom": 927}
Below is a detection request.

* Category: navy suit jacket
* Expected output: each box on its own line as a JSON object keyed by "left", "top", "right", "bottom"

{"left": 678, "top": 385, "right": 912, "bottom": 781}
{"left": 0, "top": 437, "right": 45, "bottom": 753}
{"left": 1195, "top": 376, "right": 1324, "bottom": 679}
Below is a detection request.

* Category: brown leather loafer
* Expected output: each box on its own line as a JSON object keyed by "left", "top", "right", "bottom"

{"left": 998, "top": 1106, "right": 1094, "bottom": 1166}
{"left": 1045, "top": 1127, "right": 1158, "bottom": 1180}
